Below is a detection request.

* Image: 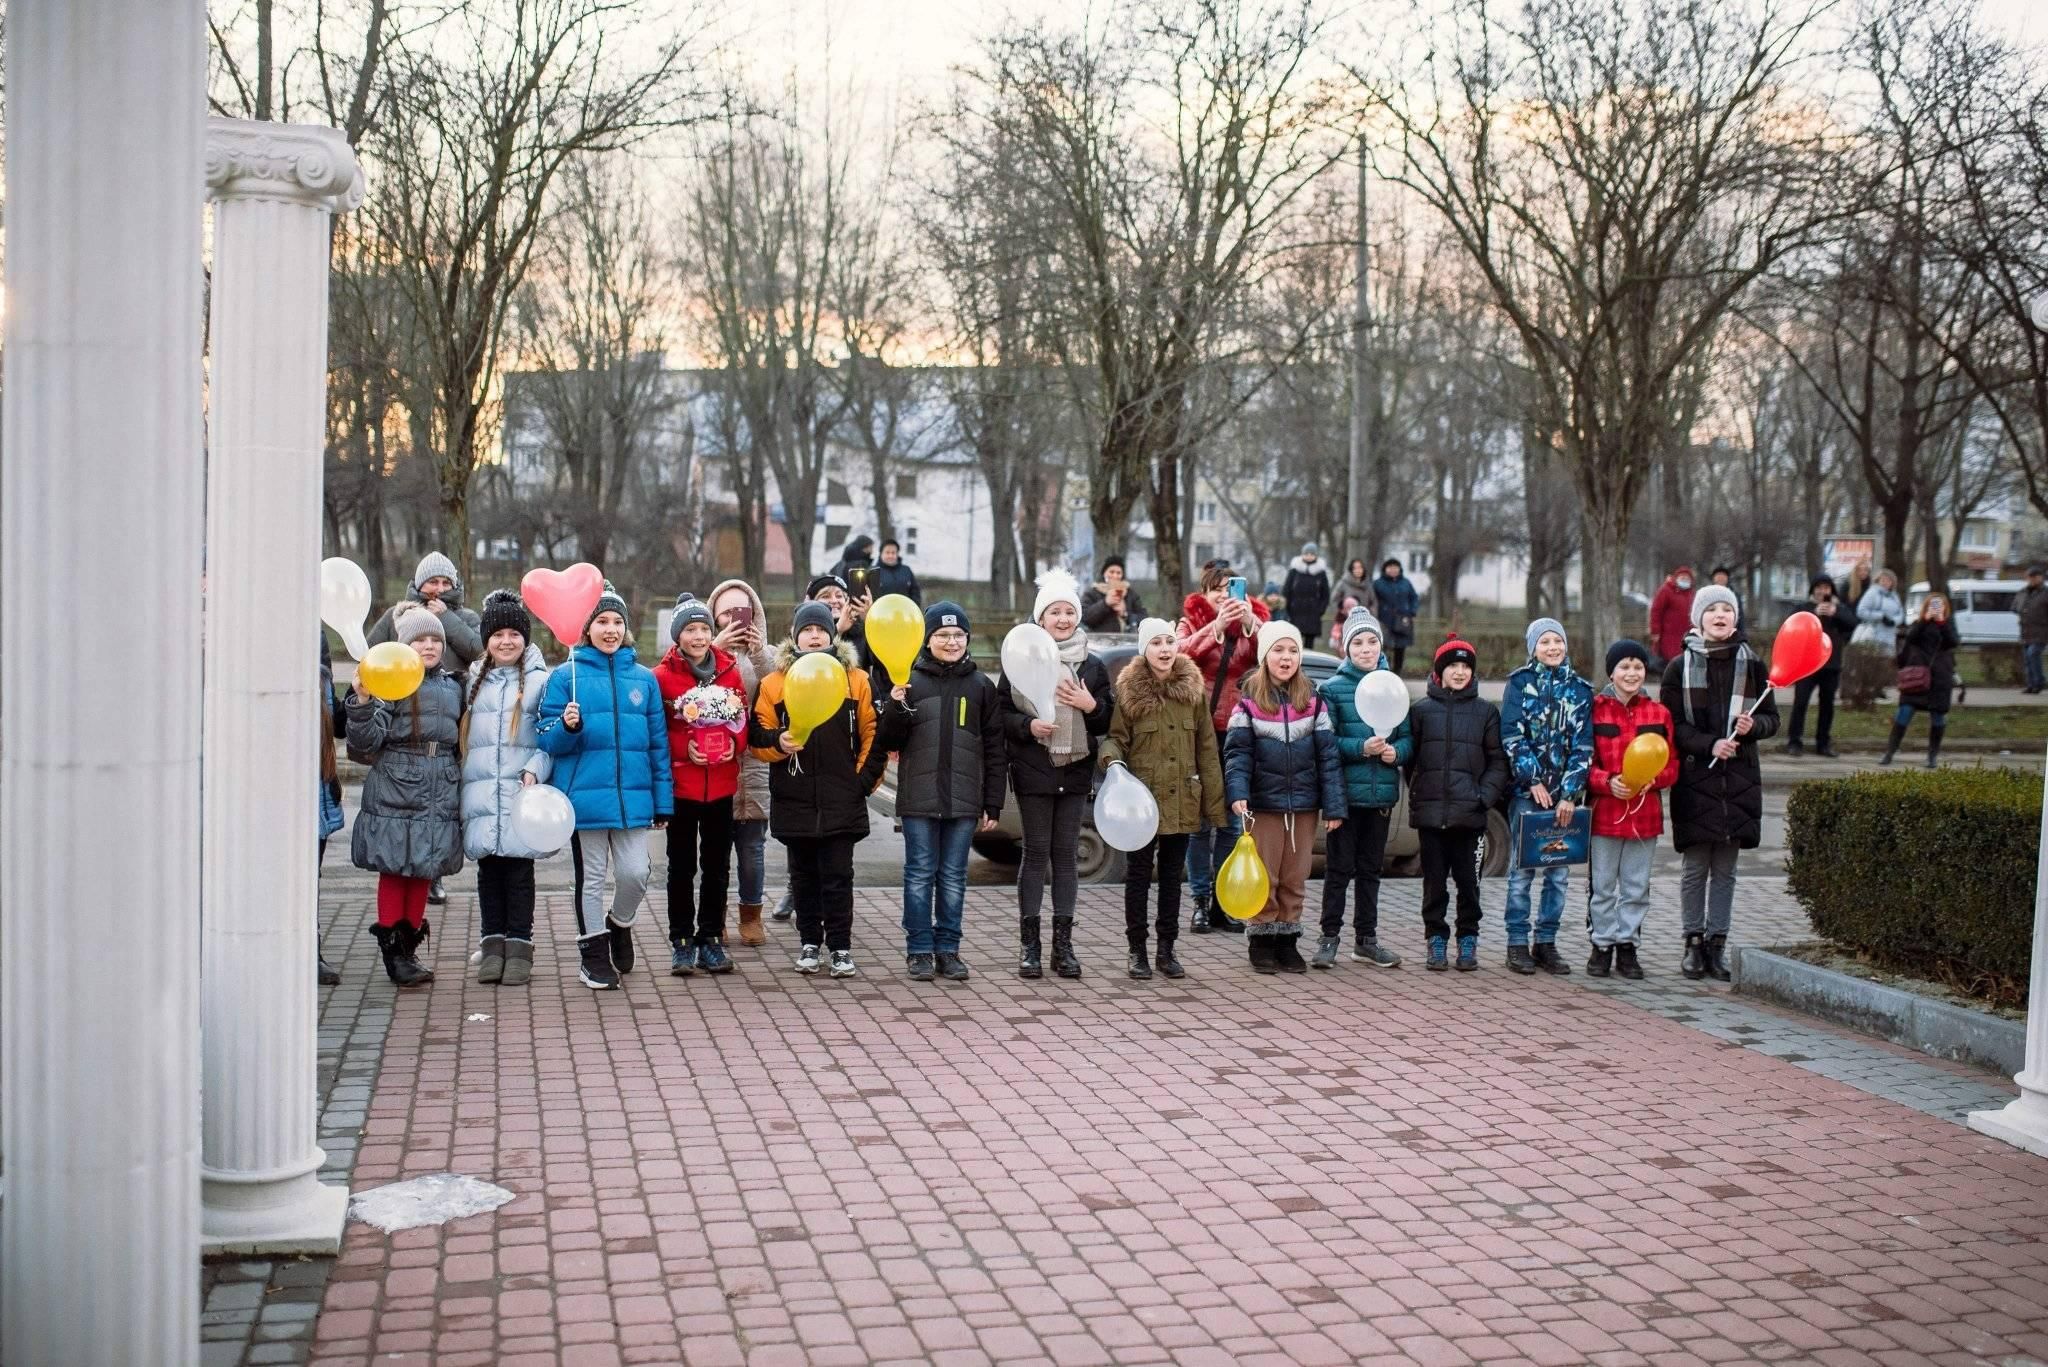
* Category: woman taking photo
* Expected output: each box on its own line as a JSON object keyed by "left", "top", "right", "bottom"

{"left": 1174, "top": 563, "right": 1269, "bottom": 933}
{"left": 1883, "top": 594, "right": 1959, "bottom": 769}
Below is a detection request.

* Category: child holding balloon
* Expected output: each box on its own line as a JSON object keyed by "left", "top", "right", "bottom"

{"left": 459, "top": 591, "right": 552, "bottom": 986}
{"left": 1099, "top": 618, "right": 1226, "bottom": 980}
{"left": 1585, "top": 640, "right": 1678, "bottom": 980}
{"left": 1314, "top": 610, "right": 1412, "bottom": 970}
{"left": 749, "top": 601, "right": 887, "bottom": 978}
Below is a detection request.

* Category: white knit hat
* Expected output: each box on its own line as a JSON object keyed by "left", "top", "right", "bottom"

{"left": 1032, "top": 567, "right": 1084, "bottom": 624}
{"left": 1256, "top": 619, "right": 1303, "bottom": 666}
{"left": 1136, "top": 617, "right": 1175, "bottom": 645}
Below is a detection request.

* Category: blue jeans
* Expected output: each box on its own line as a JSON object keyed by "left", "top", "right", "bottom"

{"left": 1185, "top": 807, "right": 1243, "bottom": 902}
{"left": 902, "top": 816, "right": 976, "bottom": 954}
{"left": 735, "top": 818, "right": 767, "bottom": 906}
{"left": 2027, "top": 644, "right": 2045, "bottom": 692}
{"left": 1504, "top": 796, "right": 1570, "bottom": 946}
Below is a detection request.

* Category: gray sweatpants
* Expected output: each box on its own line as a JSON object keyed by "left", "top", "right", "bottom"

{"left": 1587, "top": 836, "right": 1655, "bottom": 947}
{"left": 1678, "top": 840, "right": 1739, "bottom": 937}
{"left": 573, "top": 829, "right": 650, "bottom": 939}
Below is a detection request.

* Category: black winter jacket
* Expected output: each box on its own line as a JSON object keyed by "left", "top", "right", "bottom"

{"left": 997, "top": 650, "right": 1115, "bottom": 798}
{"left": 1222, "top": 693, "right": 1348, "bottom": 818}
{"left": 875, "top": 653, "right": 1007, "bottom": 820}
{"left": 1896, "top": 618, "right": 1961, "bottom": 714}
{"left": 1659, "top": 640, "right": 1781, "bottom": 851}
{"left": 1404, "top": 678, "right": 1508, "bottom": 831}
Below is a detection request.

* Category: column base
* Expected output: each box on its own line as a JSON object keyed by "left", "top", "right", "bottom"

{"left": 1968, "top": 1082, "right": 2048, "bottom": 1159}
{"left": 201, "top": 1169, "right": 349, "bottom": 1256}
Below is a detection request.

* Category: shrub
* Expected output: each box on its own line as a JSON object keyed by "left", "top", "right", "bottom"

{"left": 1785, "top": 767, "right": 2039, "bottom": 1007}
{"left": 1836, "top": 644, "right": 1894, "bottom": 709}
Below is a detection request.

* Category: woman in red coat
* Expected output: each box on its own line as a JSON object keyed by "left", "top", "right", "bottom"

{"left": 654, "top": 595, "right": 748, "bottom": 975}
{"left": 1175, "top": 563, "right": 1270, "bottom": 932}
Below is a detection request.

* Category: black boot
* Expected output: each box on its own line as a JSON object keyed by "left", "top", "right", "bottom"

{"left": 1018, "top": 916, "right": 1043, "bottom": 979}
{"left": 1705, "top": 934, "right": 1732, "bottom": 983}
{"left": 1506, "top": 945, "right": 1537, "bottom": 975}
{"left": 1879, "top": 722, "right": 1905, "bottom": 766}
{"left": 1531, "top": 942, "right": 1571, "bottom": 976}
{"left": 389, "top": 921, "right": 434, "bottom": 987}
{"left": 1213, "top": 910, "right": 1245, "bottom": 934}
{"left": 1052, "top": 918, "right": 1082, "bottom": 978}
{"left": 1190, "top": 895, "right": 1213, "bottom": 935}
{"left": 1614, "top": 943, "right": 1644, "bottom": 980}
{"left": 1128, "top": 947, "right": 1153, "bottom": 979}
{"left": 1680, "top": 932, "right": 1707, "bottom": 980}
{"left": 318, "top": 956, "right": 342, "bottom": 986}
{"left": 1926, "top": 730, "right": 1944, "bottom": 769}
{"left": 1248, "top": 935, "right": 1278, "bottom": 974}
{"left": 1156, "top": 941, "right": 1184, "bottom": 979}
{"left": 1586, "top": 945, "right": 1613, "bottom": 978}
{"left": 578, "top": 932, "right": 621, "bottom": 990}
{"left": 1273, "top": 933, "right": 1309, "bottom": 974}
{"left": 371, "top": 924, "right": 402, "bottom": 984}
{"left": 607, "top": 916, "right": 636, "bottom": 976}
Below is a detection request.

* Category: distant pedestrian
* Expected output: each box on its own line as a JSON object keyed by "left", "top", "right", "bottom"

{"left": 1081, "top": 556, "right": 1148, "bottom": 634}
{"left": 1283, "top": 542, "right": 1333, "bottom": 641}
{"left": 1174, "top": 564, "right": 1269, "bottom": 934}
{"left": 1853, "top": 567, "right": 1905, "bottom": 650}
{"left": 871, "top": 539, "right": 923, "bottom": 604}
{"left": 1784, "top": 574, "right": 1855, "bottom": 758}
{"left": 1371, "top": 559, "right": 1420, "bottom": 674}
{"left": 1647, "top": 565, "right": 1695, "bottom": 670}
{"left": 2018, "top": 566, "right": 2048, "bottom": 694}
{"left": 709, "top": 578, "right": 776, "bottom": 944}
{"left": 1334, "top": 559, "right": 1378, "bottom": 620}
{"left": 828, "top": 535, "right": 878, "bottom": 597}
{"left": 368, "top": 551, "right": 484, "bottom": 673}
{"left": 459, "top": 591, "right": 551, "bottom": 988}
{"left": 1584, "top": 640, "right": 1677, "bottom": 980}
{"left": 1883, "top": 594, "right": 1960, "bottom": 769}
{"left": 1499, "top": 617, "right": 1593, "bottom": 977}
{"left": 1404, "top": 637, "right": 1508, "bottom": 973}
{"left": 1314, "top": 610, "right": 1411, "bottom": 970}
{"left": 654, "top": 594, "right": 746, "bottom": 978}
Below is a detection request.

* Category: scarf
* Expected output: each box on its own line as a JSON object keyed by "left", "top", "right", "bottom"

{"left": 1677, "top": 631, "right": 1758, "bottom": 740}
{"left": 1045, "top": 629, "right": 1092, "bottom": 764}
{"left": 684, "top": 647, "right": 719, "bottom": 685}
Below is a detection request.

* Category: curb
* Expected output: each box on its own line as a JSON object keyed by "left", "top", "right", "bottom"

{"left": 1734, "top": 945, "right": 2023, "bottom": 1077}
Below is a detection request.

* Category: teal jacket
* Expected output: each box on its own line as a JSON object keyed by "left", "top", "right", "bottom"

{"left": 1318, "top": 659, "right": 1414, "bottom": 811}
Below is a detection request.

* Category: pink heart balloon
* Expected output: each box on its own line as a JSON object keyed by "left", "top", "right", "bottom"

{"left": 521, "top": 563, "right": 605, "bottom": 645}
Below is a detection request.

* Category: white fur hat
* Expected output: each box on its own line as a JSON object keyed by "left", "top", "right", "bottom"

{"left": 1136, "top": 616, "right": 1175, "bottom": 645}
{"left": 1032, "top": 567, "right": 1084, "bottom": 624}
{"left": 1256, "top": 619, "right": 1303, "bottom": 666}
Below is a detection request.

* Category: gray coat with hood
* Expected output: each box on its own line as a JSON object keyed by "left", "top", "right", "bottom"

{"left": 461, "top": 644, "right": 555, "bottom": 859}
{"left": 348, "top": 668, "right": 466, "bottom": 879}
{"left": 367, "top": 552, "right": 484, "bottom": 671}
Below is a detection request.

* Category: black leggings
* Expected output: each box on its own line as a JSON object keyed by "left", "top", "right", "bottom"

{"left": 1018, "top": 791, "right": 1086, "bottom": 922}
{"left": 476, "top": 855, "right": 536, "bottom": 939}
{"left": 1124, "top": 832, "right": 1191, "bottom": 949}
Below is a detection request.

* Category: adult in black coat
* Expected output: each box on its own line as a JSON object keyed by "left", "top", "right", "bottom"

{"left": 1080, "top": 557, "right": 1147, "bottom": 634}
{"left": 1282, "top": 543, "right": 1333, "bottom": 641}
{"left": 829, "top": 535, "right": 878, "bottom": 597}
{"left": 870, "top": 539, "right": 923, "bottom": 604}
{"left": 1783, "top": 573, "right": 1856, "bottom": 757}
{"left": 1883, "top": 596, "right": 1961, "bottom": 769}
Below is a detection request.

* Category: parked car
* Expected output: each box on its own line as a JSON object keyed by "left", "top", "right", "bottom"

{"left": 1907, "top": 579, "right": 2023, "bottom": 646}
{"left": 975, "top": 638, "right": 1512, "bottom": 883}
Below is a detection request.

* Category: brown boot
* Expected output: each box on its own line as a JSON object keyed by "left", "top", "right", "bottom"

{"left": 737, "top": 903, "right": 766, "bottom": 947}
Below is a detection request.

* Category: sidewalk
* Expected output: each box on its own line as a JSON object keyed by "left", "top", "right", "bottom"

{"left": 202, "top": 854, "right": 2048, "bottom": 1367}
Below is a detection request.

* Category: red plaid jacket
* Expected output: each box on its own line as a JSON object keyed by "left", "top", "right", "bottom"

{"left": 1589, "top": 688, "right": 1680, "bottom": 839}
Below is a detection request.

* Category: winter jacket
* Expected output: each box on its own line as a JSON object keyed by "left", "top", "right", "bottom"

{"left": 536, "top": 644, "right": 674, "bottom": 831}
{"left": 749, "top": 641, "right": 885, "bottom": 839}
{"left": 1332, "top": 572, "right": 1378, "bottom": 621}
{"left": 1501, "top": 661, "right": 1595, "bottom": 802}
{"left": 1224, "top": 689, "right": 1347, "bottom": 819}
{"left": 1100, "top": 655, "right": 1226, "bottom": 835}
{"left": 1283, "top": 557, "right": 1332, "bottom": 634}
{"left": 347, "top": 670, "right": 466, "bottom": 879}
{"left": 1587, "top": 687, "right": 1679, "bottom": 840}
{"left": 1853, "top": 585, "right": 1906, "bottom": 648}
{"left": 710, "top": 578, "right": 776, "bottom": 822}
{"left": 1175, "top": 591, "right": 1273, "bottom": 731}
{"left": 1659, "top": 638, "right": 1780, "bottom": 851}
{"left": 319, "top": 634, "right": 347, "bottom": 840}
{"left": 654, "top": 645, "right": 746, "bottom": 804}
{"left": 997, "top": 643, "right": 1115, "bottom": 799}
{"left": 1318, "top": 658, "right": 1414, "bottom": 811}
{"left": 1896, "top": 617, "right": 1961, "bottom": 714}
{"left": 875, "top": 652, "right": 1007, "bottom": 821}
{"left": 1080, "top": 584, "right": 1148, "bottom": 635}
{"left": 1648, "top": 569, "right": 1695, "bottom": 664}
{"left": 2019, "top": 584, "right": 2048, "bottom": 647}
{"left": 1809, "top": 598, "right": 1857, "bottom": 677}
{"left": 1371, "top": 575, "right": 1420, "bottom": 648}
{"left": 870, "top": 560, "right": 923, "bottom": 603}
{"left": 367, "top": 577, "right": 484, "bottom": 672}
{"left": 460, "top": 645, "right": 555, "bottom": 860}
{"left": 1404, "top": 678, "right": 1508, "bottom": 832}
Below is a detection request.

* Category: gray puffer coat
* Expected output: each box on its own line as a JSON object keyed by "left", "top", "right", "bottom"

{"left": 349, "top": 670, "right": 466, "bottom": 879}
{"left": 461, "top": 645, "right": 554, "bottom": 859}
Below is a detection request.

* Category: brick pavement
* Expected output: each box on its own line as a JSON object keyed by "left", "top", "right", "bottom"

{"left": 268, "top": 858, "right": 2048, "bottom": 1367}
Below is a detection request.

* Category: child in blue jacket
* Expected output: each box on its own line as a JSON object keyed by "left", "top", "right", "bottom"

{"left": 1500, "top": 617, "right": 1593, "bottom": 976}
{"left": 1315, "top": 611, "right": 1413, "bottom": 970}
{"left": 537, "top": 584, "right": 672, "bottom": 991}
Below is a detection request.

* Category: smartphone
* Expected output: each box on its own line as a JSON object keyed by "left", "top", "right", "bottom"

{"left": 1227, "top": 576, "right": 1248, "bottom": 602}
{"left": 847, "top": 567, "right": 872, "bottom": 598}
{"left": 731, "top": 603, "right": 754, "bottom": 630}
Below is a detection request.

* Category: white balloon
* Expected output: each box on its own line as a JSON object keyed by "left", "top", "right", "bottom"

{"left": 320, "top": 556, "right": 373, "bottom": 660}
{"left": 510, "top": 784, "right": 576, "bottom": 856}
{"left": 1354, "top": 669, "right": 1411, "bottom": 735}
{"left": 1094, "top": 763, "right": 1161, "bottom": 852}
{"left": 1000, "top": 623, "right": 1062, "bottom": 721}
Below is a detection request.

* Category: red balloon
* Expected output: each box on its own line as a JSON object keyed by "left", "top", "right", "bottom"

{"left": 521, "top": 563, "right": 605, "bottom": 645}
{"left": 1768, "top": 610, "right": 1829, "bottom": 688}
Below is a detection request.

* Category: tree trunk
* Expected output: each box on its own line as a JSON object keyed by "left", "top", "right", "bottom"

{"left": 1148, "top": 449, "right": 1186, "bottom": 607}
{"left": 869, "top": 444, "right": 893, "bottom": 544}
{"left": 1879, "top": 495, "right": 1914, "bottom": 592}
{"left": 1578, "top": 503, "right": 1625, "bottom": 681}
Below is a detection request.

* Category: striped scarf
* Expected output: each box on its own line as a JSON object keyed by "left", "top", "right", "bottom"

{"left": 1677, "top": 631, "right": 1758, "bottom": 739}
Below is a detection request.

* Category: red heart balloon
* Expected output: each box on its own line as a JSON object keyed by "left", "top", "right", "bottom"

{"left": 521, "top": 563, "right": 604, "bottom": 645}
{"left": 1768, "top": 610, "right": 1829, "bottom": 688}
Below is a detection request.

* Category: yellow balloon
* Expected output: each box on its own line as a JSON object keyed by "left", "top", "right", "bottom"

{"left": 783, "top": 651, "right": 849, "bottom": 746}
{"left": 1620, "top": 732, "right": 1670, "bottom": 792}
{"left": 866, "top": 593, "right": 925, "bottom": 687}
{"left": 1214, "top": 832, "right": 1271, "bottom": 921}
{"left": 358, "top": 641, "right": 425, "bottom": 702}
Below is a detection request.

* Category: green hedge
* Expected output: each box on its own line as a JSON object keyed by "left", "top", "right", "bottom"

{"left": 1785, "top": 767, "right": 2040, "bottom": 1006}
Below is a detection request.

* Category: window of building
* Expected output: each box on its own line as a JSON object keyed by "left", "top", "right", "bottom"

{"left": 827, "top": 479, "right": 851, "bottom": 505}
{"left": 825, "top": 523, "right": 851, "bottom": 549}
{"left": 904, "top": 527, "right": 919, "bottom": 556}
{"left": 1196, "top": 501, "right": 1217, "bottom": 523}
{"left": 894, "top": 473, "right": 917, "bottom": 499}
{"left": 1194, "top": 542, "right": 1215, "bottom": 565}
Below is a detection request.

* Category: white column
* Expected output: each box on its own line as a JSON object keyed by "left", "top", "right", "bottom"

{"left": 1968, "top": 742, "right": 2048, "bottom": 1156}
{"left": 199, "top": 119, "right": 364, "bottom": 1254}
{"left": 1, "top": 2, "right": 207, "bottom": 1364}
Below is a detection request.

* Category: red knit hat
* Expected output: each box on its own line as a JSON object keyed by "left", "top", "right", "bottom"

{"left": 1432, "top": 634, "right": 1477, "bottom": 677}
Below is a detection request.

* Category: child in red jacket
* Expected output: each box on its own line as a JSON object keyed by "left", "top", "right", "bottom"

{"left": 1586, "top": 640, "right": 1679, "bottom": 979}
{"left": 654, "top": 595, "right": 747, "bottom": 975}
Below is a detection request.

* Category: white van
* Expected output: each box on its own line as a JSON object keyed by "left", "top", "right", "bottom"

{"left": 1906, "top": 579, "right": 2024, "bottom": 645}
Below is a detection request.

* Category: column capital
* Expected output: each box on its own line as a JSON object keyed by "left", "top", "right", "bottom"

{"left": 205, "top": 116, "right": 363, "bottom": 213}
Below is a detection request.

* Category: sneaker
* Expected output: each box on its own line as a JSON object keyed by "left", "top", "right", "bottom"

{"left": 697, "top": 941, "right": 734, "bottom": 974}
{"left": 1352, "top": 938, "right": 1402, "bottom": 968}
{"left": 1614, "top": 943, "right": 1644, "bottom": 980}
{"left": 1310, "top": 936, "right": 1341, "bottom": 970}
{"left": 795, "top": 943, "right": 823, "bottom": 974}
{"left": 907, "top": 952, "right": 937, "bottom": 981}
{"left": 607, "top": 916, "right": 635, "bottom": 976}
{"left": 670, "top": 942, "right": 698, "bottom": 977}
{"left": 578, "top": 934, "right": 621, "bottom": 990}
{"left": 772, "top": 892, "right": 795, "bottom": 922}
{"left": 1586, "top": 945, "right": 1614, "bottom": 978}
{"left": 1455, "top": 936, "right": 1479, "bottom": 972}
{"left": 1426, "top": 936, "right": 1449, "bottom": 971}
{"left": 1212, "top": 912, "right": 1245, "bottom": 935}
{"left": 829, "top": 949, "right": 857, "bottom": 978}
{"left": 935, "top": 951, "right": 971, "bottom": 981}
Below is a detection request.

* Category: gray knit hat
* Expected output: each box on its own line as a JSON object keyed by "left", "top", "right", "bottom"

{"left": 1524, "top": 616, "right": 1567, "bottom": 657}
{"left": 1690, "top": 584, "right": 1740, "bottom": 630}
{"left": 412, "top": 551, "right": 459, "bottom": 593}
{"left": 792, "top": 601, "right": 837, "bottom": 640}
{"left": 585, "top": 581, "right": 628, "bottom": 640}
{"left": 669, "top": 593, "right": 714, "bottom": 642}
{"left": 394, "top": 605, "right": 445, "bottom": 645}
{"left": 1341, "top": 609, "right": 1383, "bottom": 657}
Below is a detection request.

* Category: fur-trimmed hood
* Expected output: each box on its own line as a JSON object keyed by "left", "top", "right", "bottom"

{"left": 1114, "top": 653, "right": 1203, "bottom": 718}
{"left": 774, "top": 638, "right": 864, "bottom": 674}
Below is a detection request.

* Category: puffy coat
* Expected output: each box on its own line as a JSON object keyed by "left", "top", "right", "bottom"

{"left": 1100, "top": 654, "right": 1226, "bottom": 836}
{"left": 1081, "top": 584, "right": 1147, "bottom": 635}
{"left": 749, "top": 640, "right": 885, "bottom": 839}
{"left": 1283, "top": 557, "right": 1332, "bottom": 634}
{"left": 1854, "top": 584, "right": 1906, "bottom": 648}
{"left": 1318, "top": 659, "right": 1414, "bottom": 811}
{"left": 460, "top": 645, "right": 554, "bottom": 859}
{"left": 1175, "top": 591, "right": 1272, "bottom": 731}
{"left": 654, "top": 644, "right": 746, "bottom": 804}
{"left": 536, "top": 644, "right": 673, "bottom": 831}
{"left": 1501, "top": 661, "right": 1595, "bottom": 802}
{"left": 1587, "top": 687, "right": 1679, "bottom": 840}
{"left": 875, "top": 652, "right": 1007, "bottom": 821}
{"left": 709, "top": 578, "right": 776, "bottom": 822}
{"left": 348, "top": 670, "right": 466, "bottom": 879}
{"left": 997, "top": 642, "right": 1115, "bottom": 799}
{"left": 1223, "top": 689, "right": 1348, "bottom": 819}
{"left": 1896, "top": 617, "right": 1960, "bottom": 714}
{"left": 1648, "top": 570, "right": 1695, "bottom": 663}
{"left": 1371, "top": 575, "right": 1420, "bottom": 648}
{"left": 1404, "top": 678, "right": 1508, "bottom": 832}
{"left": 1659, "top": 638, "right": 1781, "bottom": 851}
{"left": 366, "top": 572, "right": 484, "bottom": 672}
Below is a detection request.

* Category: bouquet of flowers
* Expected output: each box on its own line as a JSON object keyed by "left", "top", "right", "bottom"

{"left": 677, "top": 684, "right": 747, "bottom": 765}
